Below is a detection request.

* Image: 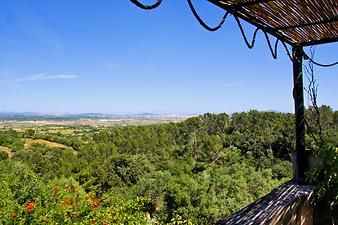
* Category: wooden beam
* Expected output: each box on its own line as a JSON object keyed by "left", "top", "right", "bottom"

{"left": 276, "top": 17, "right": 338, "bottom": 31}
{"left": 292, "top": 46, "right": 306, "bottom": 183}
{"left": 300, "top": 36, "right": 338, "bottom": 47}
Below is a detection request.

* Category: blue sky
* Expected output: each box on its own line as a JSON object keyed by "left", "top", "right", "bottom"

{"left": 0, "top": 0, "right": 337, "bottom": 114}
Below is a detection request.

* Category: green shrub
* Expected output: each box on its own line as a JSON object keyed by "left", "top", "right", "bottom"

{"left": 307, "top": 144, "right": 338, "bottom": 208}
{"left": 0, "top": 151, "right": 9, "bottom": 160}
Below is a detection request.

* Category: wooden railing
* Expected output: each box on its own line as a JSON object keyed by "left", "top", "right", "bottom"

{"left": 217, "top": 181, "right": 315, "bottom": 225}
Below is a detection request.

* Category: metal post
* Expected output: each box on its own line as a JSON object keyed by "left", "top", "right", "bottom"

{"left": 292, "top": 45, "right": 306, "bottom": 183}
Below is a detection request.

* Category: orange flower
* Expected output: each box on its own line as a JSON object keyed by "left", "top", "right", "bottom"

{"left": 63, "top": 199, "right": 70, "bottom": 205}
{"left": 93, "top": 201, "right": 99, "bottom": 208}
{"left": 52, "top": 187, "right": 60, "bottom": 192}
{"left": 25, "top": 203, "right": 35, "bottom": 213}
{"left": 87, "top": 195, "right": 94, "bottom": 200}
{"left": 11, "top": 212, "right": 17, "bottom": 218}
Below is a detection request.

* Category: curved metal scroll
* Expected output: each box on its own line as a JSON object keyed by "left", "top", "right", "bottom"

{"left": 130, "top": 0, "right": 162, "bottom": 10}
{"left": 187, "top": 0, "right": 229, "bottom": 32}
{"left": 303, "top": 53, "right": 338, "bottom": 67}
{"left": 130, "top": 0, "right": 337, "bottom": 67}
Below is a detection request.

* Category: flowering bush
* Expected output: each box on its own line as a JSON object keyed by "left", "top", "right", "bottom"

{"left": 0, "top": 163, "right": 156, "bottom": 224}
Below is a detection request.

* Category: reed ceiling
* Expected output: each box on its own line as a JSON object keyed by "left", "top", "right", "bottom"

{"left": 208, "top": 0, "right": 338, "bottom": 46}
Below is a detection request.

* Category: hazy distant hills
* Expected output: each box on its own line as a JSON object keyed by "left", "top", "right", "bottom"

{"left": 0, "top": 112, "right": 192, "bottom": 121}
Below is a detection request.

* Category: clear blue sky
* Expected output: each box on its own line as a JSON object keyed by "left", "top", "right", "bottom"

{"left": 0, "top": 0, "right": 337, "bottom": 114}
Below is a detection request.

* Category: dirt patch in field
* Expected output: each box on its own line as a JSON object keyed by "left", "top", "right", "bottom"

{"left": 24, "top": 139, "right": 70, "bottom": 149}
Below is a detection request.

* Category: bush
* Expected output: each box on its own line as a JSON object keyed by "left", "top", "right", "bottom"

{"left": 0, "top": 151, "right": 9, "bottom": 160}
{"left": 307, "top": 145, "right": 338, "bottom": 208}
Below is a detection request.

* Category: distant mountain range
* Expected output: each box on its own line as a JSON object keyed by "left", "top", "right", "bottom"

{"left": 0, "top": 112, "right": 192, "bottom": 121}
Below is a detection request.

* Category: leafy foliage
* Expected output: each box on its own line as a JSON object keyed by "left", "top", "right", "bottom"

{"left": 307, "top": 145, "right": 338, "bottom": 208}
{"left": 1, "top": 108, "right": 335, "bottom": 224}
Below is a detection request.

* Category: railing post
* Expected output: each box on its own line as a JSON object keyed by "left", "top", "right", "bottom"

{"left": 292, "top": 45, "right": 306, "bottom": 183}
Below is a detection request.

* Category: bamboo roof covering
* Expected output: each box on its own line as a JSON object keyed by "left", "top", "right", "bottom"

{"left": 208, "top": 0, "right": 338, "bottom": 46}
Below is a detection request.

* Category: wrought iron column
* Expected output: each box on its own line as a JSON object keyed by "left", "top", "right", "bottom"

{"left": 292, "top": 46, "right": 306, "bottom": 183}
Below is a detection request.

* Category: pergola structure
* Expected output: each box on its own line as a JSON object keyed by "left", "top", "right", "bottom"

{"left": 130, "top": 0, "right": 338, "bottom": 184}
{"left": 206, "top": 0, "right": 338, "bottom": 184}
{"left": 208, "top": 0, "right": 338, "bottom": 46}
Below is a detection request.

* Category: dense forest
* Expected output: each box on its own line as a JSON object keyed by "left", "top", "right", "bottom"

{"left": 0, "top": 106, "right": 337, "bottom": 224}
